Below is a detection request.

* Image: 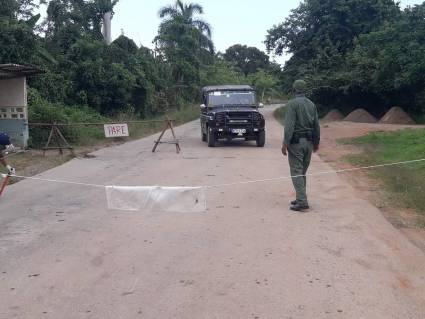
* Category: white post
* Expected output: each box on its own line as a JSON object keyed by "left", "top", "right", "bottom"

{"left": 102, "top": 11, "right": 112, "bottom": 45}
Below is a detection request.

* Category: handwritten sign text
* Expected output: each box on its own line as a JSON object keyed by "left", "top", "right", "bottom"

{"left": 104, "top": 124, "right": 129, "bottom": 138}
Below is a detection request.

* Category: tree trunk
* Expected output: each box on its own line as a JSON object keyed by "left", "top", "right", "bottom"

{"left": 102, "top": 11, "right": 112, "bottom": 45}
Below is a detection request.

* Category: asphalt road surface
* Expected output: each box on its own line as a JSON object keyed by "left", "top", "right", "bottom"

{"left": 1, "top": 105, "right": 424, "bottom": 319}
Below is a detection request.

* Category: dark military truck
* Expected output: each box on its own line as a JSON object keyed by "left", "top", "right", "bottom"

{"left": 200, "top": 85, "right": 266, "bottom": 147}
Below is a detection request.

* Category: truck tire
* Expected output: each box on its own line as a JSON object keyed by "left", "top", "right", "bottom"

{"left": 207, "top": 129, "right": 216, "bottom": 147}
{"left": 256, "top": 131, "right": 265, "bottom": 147}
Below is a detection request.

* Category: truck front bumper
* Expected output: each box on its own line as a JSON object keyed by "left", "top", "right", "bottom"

{"left": 211, "top": 127, "right": 264, "bottom": 139}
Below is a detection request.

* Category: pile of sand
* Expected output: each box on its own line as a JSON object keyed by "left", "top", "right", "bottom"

{"left": 322, "top": 109, "right": 344, "bottom": 122}
{"left": 379, "top": 106, "right": 416, "bottom": 125}
{"left": 344, "top": 109, "right": 377, "bottom": 123}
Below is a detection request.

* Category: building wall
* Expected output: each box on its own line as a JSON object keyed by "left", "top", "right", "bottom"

{"left": 0, "top": 119, "right": 28, "bottom": 148}
{"left": 0, "top": 77, "right": 27, "bottom": 107}
{"left": 0, "top": 77, "right": 28, "bottom": 147}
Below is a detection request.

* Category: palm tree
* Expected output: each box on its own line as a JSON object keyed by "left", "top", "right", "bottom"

{"left": 155, "top": 1, "right": 214, "bottom": 85}
{"left": 158, "top": 0, "right": 212, "bottom": 40}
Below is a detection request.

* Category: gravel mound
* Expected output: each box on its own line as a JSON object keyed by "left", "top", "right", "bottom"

{"left": 322, "top": 109, "right": 344, "bottom": 122}
{"left": 344, "top": 109, "right": 377, "bottom": 123}
{"left": 379, "top": 106, "right": 416, "bottom": 125}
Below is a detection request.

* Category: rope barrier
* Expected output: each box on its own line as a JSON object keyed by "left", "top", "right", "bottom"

{"left": 1, "top": 158, "right": 425, "bottom": 190}
{"left": 0, "top": 173, "right": 104, "bottom": 188}
{"left": 206, "top": 158, "right": 425, "bottom": 188}
{"left": 1, "top": 150, "right": 28, "bottom": 159}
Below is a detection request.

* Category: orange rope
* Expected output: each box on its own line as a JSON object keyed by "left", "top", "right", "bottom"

{"left": 0, "top": 175, "right": 10, "bottom": 197}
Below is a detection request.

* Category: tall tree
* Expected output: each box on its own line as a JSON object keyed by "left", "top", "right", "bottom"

{"left": 44, "top": 0, "right": 119, "bottom": 51}
{"left": 249, "top": 70, "right": 278, "bottom": 102}
{"left": 0, "top": 0, "right": 43, "bottom": 63}
{"left": 154, "top": 0, "right": 214, "bottom": 87}
{"left": 223, "top": 44, "right": 270, "bottom": 76}
{"left": 44, "top": 0, "right": 99, "bottom": 53}
{"left": 158, "top": 0, "right": 212, "bottom": 40}
{"left": 348, "top": 3, "right": 425, "bottom": 115}
{"left": 0, "top": 0, "right": 41, "bottom": 20}
{"left": 93, "top": 0, "right": 119, "bottom": 44}
{"left": 266, "top": 0, "right": 400, "bottom": 90}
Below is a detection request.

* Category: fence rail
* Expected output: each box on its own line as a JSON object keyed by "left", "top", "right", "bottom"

{"left": 28, "top": 119, "right": 175, "bottom": 127}
{"left": 26, "top": 118, "right": 180, "bottom": 155}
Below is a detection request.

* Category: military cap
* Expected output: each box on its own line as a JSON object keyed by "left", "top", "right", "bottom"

{"left": 293, "top": 80, "right": 307, "bottom": 93}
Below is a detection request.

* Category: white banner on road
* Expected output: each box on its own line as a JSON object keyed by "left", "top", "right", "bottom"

{"left": 104, "top": 124, "right": 129, "bottom": 138}
{"left": 105, "top": 186, "right": 207, "bottom": 213}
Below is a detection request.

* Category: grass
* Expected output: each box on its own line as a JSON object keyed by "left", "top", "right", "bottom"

{"left": 342, "top": 128, "right": 425, "bottom": 215}
{"left": 413, "top": 114, "right": 425, "bottom": 124}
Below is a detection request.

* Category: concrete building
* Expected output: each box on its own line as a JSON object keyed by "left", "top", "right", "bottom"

{"left": 0, "top": 64, "right": 44, "bottom": 147}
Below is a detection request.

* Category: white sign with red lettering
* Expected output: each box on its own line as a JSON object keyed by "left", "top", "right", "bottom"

{"left": 104, "top": 124, "right": 129, "bottom": 138}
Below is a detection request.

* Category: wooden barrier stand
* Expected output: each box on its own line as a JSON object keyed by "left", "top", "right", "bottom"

{"left": 152, "top": 117, "right": 181, "bottom": 154}
{"left": 29, "top": 117, "right": 181, "bottom": 155}
{"left": 43, "top": 124, "right": 74, "bottom": 156}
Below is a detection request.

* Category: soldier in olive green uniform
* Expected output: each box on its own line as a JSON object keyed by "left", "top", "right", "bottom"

{"left": 281, "top": 80, "right": 320, "bottom": 211}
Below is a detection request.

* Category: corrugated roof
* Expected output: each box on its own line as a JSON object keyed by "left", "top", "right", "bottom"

{"left": 0, "top": 64, "right": 44, "bottom": 79}
{"left": 202, "top": 85, "right": 254, "bottom": 93}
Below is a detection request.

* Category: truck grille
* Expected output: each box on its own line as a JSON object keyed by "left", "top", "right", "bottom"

{"left": 226, "top": 112, "right": 252, "bottom": 127}
{"left": 215, "top": 113, "right": 226, "bottom": 126}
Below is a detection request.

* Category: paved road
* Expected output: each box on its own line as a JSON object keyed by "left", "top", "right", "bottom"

{"left": 1, "top": 105, "right": 424, "bottom": 319}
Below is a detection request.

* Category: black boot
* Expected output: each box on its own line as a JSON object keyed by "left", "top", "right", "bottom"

{"left": 290, "top": 203, "right": 310, "bottom": 212}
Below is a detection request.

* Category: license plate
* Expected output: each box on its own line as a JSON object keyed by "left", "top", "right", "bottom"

{"left": 232, "top": 129, "right": 246, "bottom": 134}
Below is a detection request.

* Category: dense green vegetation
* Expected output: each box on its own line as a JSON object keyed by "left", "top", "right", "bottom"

{"left": 3, "top": 0, "right": 424, "bottom": 143}
{"left": 273, "top": 105, "right": 287, "bottom": 125}
{"left": 342, "top": 129, "right": 425, "bottom": 214}
{"left": 27, "top": 85, "right": 200, "bottom": 147}
{"left": 0, "top": 0, "right": 282, "bottom": 128}
{"left": 266, "top": 0, "right": 425, "bottom": 119}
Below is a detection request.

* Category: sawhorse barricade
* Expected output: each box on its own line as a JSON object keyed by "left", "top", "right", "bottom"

{"left": 152, "top": 118, "right": 181, "bottom": 154}
{"left": 29, "top": 117, "right": 181, "bottom": 156}
{"left": 43, "top": 124, "right": 74, "bottom": 156}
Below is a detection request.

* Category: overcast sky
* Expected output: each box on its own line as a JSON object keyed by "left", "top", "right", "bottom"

{"left": 38, "top": 0, "right": 424, "bottom": 64}
{"left": 111, "top": 0, "right": 299, "bottom": 63}
{"left": 110, "top": 0, "right": 423, "bottom": 64}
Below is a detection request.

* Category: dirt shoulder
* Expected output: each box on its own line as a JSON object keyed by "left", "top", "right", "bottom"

{"left": 318, "top": 121, "right": 425, "bottom": 252}
{"left": 2, "top": 140, "right": 129, "bottom": 180}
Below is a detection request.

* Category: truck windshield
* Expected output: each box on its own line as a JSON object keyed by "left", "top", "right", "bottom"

{"left": 207, "top": 91, "right": 256, "bottom": 107}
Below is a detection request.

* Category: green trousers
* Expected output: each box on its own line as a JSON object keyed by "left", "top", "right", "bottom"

{"left": 288, "top": 138, "right": 313, "bottom": 206}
